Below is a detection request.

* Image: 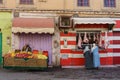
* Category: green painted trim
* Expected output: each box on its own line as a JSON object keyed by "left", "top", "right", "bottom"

{"left": 0, "top": 12, "right": 12, "bottom": 54}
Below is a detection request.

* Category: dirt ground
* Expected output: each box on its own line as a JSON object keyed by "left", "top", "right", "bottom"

{"left": 0, "top": 66, "right": 120, "bottom": 80}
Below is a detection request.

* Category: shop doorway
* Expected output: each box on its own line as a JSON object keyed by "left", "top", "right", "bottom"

{"left": 18, "top": 33, "right": 52, "bottom": 65}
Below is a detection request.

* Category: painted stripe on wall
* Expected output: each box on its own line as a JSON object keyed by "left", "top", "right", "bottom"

{"left": 106, "top": 57, "right": 113, "bottom": 65}
{"left": 60, "top": 49, "right": 72, "bottom": 53}
{"left": 61, "top": 36, "right": 118, "bottom": 46}
{"left": 106, "top": 53, "right": 113, "bottom": 57}
{"left": 108, "top": 36, "right": 120, "bottom": 40}
{"left": 60, "top": 53, "right": 111, "bottom": 58}
{"left": 60, "top": 33, "right": 120, "bottom": 42}
{"left": 60, "top": 37, "right": 76, "bottom": 41}
{"left": 113, "top": 40, "right": 120, "bottom": 44}
{"left": 100, "top": 58, "right": 107, "bottom": 65}
{"left": 113, "top": 53, "right": 120, "bottom": 57}
{"left": 60, "top": 41, "right": 76, "bottom": 45}
{"left": 113, "top": 32, "right": 120, "bottom": 36}
{"left": 113, "top": 28, "right": 120, "bottom": 31}
{"left": 60, "top": 57, "right": 113, "bottom": 66}
{"left": 108, "top": 45, "right": 120, "bottom": 48}
{"left": 60, "top": 42, "right": 120, "bottom": 49}
{"left": 99, "top": 50, "right": 107, "bottom": 53}
{"left": 61, "top": 49, "right": 107, "bottom": 54}
{"left": 60, "top": 58, "right": 84, "bottom": 66}
{"left": 60, "top": 54, "right": 84, "bottom": 58}
{"left": 72, "top": 50, "right": 83, "bottom": 54}
{"left": 113, "top": 48, "right": 120, "bottom": 52}
{"left": 60, "top": 32, "right": 76, "bottom": 37}
{"left": 61, "top": 53, "right": 120, "bottom": 58}
{"left": 101, "top": 32, "right": 112, "bottom": 36}
{"left": 60, "top": 40, "right": 120, "bottom": 45}
{"left": 113, "top": 57, "right": 120, "bottom": 64}
{"left": 61, "top": 45, "right": 76, "bottom": 49}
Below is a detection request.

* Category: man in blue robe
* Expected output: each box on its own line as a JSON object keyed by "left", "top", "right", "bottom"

{"left": 91, "top": 43, "right": 100, "bottom": 69}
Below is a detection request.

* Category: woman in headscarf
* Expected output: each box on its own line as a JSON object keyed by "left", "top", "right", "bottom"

{"left": 22, "top": 44, "right": 32, "bottom": 52}
{"left": 84, "top": 45, "right": 93, "bottom": 69}
{"left": 91, "top": 43, "right": 100, "bottom": 69}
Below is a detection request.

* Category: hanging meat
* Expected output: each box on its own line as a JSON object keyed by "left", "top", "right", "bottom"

{"left": 88, "top": 33, "right": 91, "bottom": 40}
{"left": 88, "top": 33, "right": 92, "bottom": 44}
{"left": 78, "top": 33, "right": 82, "bottom": 48}
{"left": 101, "top": 34, "right": 105, "bottom": 48}
{"left": 83, "top": 32, "right": 89, "bottom": 43}
{"left": 96, "top": 33, "right": 100, "bottom": 44}
{"left": 105, "top": 32, "right": 109, "bottom": 49}
{"left": 98, "top": 34, "right": 102, "bottom": 48}
{"left": 93, "top": 33, "right": 98, "bottom": 43}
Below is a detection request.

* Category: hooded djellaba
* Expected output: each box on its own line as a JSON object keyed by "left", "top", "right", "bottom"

{"left": 91, "top": 43, "right": 100, "bottom": 69}
{"left": 83, "top": 45, "right": 94, "bottom": 69}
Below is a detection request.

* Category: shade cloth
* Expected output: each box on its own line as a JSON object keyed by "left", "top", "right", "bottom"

{"left": 113, "top": 20, "right": 120, "bottom": 31}
{"left": 12, "top": 18, "right": 54, "bottom": 34}
{"left": 72, "top": 18, "right": 116, "bottom": 25}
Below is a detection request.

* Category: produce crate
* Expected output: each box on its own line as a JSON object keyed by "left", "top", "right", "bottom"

{"left": 3, "top": 57, "right": 48, "bottom": 70}
{"left": 3, "top": 57, "right": 14, "bottom": 66}
{"left": 14, "top": 58, "right": 26, "bottom": 67}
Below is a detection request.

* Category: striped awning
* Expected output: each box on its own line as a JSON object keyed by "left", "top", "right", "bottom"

{"left": 12, "top": 18, "right": 54, "bottom": 34}
{"left": 72, "top": 18, "right": 116, "bottom": 25}
{"left": 113, "top": 20, "right": 120, "bottom": 31}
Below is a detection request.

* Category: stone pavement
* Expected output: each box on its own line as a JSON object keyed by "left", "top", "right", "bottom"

{"left": 0, "top": 66, "right": 120, "bottom": 80}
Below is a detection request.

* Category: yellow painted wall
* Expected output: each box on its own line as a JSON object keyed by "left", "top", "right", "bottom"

{"left": 6, "top": 0, "right": 16, "bottom": 8}
{"left": 65, "top": 0, "right": 74, "bottom": 10}
{"left": 0, "top": 12, "right": 12, "bottom": 54}
{"left": 36, "top": 0, "right": 64, "bottom": 9}
{"left": 1, "top": 0, "right": 120, "bottom": 12}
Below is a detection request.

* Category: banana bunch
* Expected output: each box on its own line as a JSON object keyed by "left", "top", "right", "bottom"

{"left": 37, "top": 54, "right": 47, "bottom": 59}
{"left": 11, "top": 52, "right": 15, "bottom": 57}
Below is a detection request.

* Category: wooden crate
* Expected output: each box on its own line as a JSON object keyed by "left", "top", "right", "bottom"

{"left": 25, "top": 59, "right": 37, "bottom": 67}
{"left": 14, "top": 58, "right": 26, "bottom": 67}
{"left": 3, "top": 57, "right": 14, "bottom": 66}
{"left": 36, "top": 59, "right": 47, "bottom": 67}
{"left": 3, "top": 57, "right": 47, "bottom": 68}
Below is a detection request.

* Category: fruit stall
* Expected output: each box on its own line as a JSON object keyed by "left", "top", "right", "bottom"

{"left": 3, "top": 50, "right": 48, "bottom": 70}
{"left": 5, "top": 17, "right": 55, "bottom": 69}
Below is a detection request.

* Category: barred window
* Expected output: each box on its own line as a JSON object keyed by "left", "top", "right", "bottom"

{"left": 20, "top": 0, "right": 33, "bottom": 4}
{"left": 77, "top": 0, "right": 89, "bottom": 7}
{"left": 104, "top": 0, "right": 116, "bottom": 7}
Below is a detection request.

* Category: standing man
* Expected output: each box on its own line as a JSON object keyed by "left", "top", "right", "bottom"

{"left": 83, "top": 45, "right": 93, "bottom": 69}
{"left": 91, "top": 43, "right": 100, "bottom": 69}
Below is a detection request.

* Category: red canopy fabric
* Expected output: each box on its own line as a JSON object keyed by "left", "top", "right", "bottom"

{"left": 12, "top": 18, "right": 54, "bottom": 28}
{"left": 12, "top": 18, "right": 54, "bottom": 34}
{"left": 116, "top": 20, "right": 120, "bottom": 28}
